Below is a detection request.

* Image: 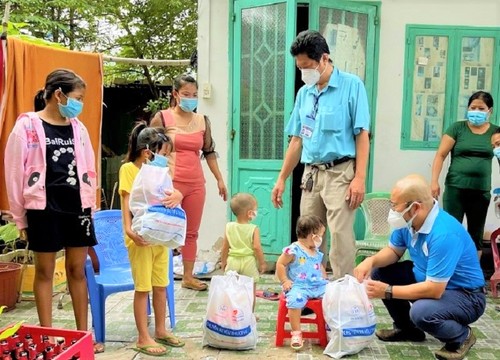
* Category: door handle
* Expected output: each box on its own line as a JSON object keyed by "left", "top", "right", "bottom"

{"left": 230, "top": 129, "right": 236, "bottom": 140}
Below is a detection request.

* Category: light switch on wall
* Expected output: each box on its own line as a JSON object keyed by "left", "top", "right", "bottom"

{"left": 203, "top": 83, "right": 212, "bottom": 99}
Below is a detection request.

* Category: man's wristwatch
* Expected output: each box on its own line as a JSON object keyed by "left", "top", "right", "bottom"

{"left": 385, "top": 285, "right": 393, "bottom": 300}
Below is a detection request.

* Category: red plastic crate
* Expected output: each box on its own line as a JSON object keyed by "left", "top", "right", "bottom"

{"left": 0, "top": 324, "right": 94, "bottom": 360}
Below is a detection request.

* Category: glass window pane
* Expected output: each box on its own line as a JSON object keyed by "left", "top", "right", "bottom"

{"left": 456, "top": 37, "right": 495, "bottom": 120}
{"left": 410, "top": 36, "right": 448, "bottom": 142}
{"left": 240, "top": 4, "right": 286, "bottom": 160}
{"left": 319, "top": 8, "right": 368, "bottom": 81}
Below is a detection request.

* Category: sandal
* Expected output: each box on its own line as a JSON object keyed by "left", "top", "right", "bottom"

{"left": 93, "top": 342, "right": 105, "bottom": 354}
{"left": 181, "top": 279, "right": 208, "bottom": 291}
{"left": 290, "top": 330, "right": 303, "bottom": 350}
{"left": 256, "top": 289, "right": 280, "bottom": 301}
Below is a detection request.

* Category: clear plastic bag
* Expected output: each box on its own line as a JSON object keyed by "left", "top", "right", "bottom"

{"left": 129, "top": 164, "right": 186, "bottom": 247}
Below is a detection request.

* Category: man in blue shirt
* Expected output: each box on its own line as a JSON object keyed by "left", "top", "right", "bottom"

{"left": 354, "top": 174, "right": 486, "bottom": 360}
{"left": 271, "top": 30, "right": 370, "bottom": 279}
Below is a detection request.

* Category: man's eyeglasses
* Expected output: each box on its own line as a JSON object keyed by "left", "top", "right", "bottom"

{"left": 389, "top": 201, "right": 411, "bottom": 211}
{"left": 306, "top": 93, "right": 321, "bottom": 120}
{"left": 389, "top": 200, "right": 421, "bottom": 211}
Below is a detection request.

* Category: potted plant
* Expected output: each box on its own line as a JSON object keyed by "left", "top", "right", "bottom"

{"left": 0, "top": 221, "right": 66, "bottom": 300}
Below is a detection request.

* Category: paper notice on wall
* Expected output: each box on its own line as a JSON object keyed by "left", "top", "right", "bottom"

{"left": 322, "top": 23, "right": 366, "bottom": 80}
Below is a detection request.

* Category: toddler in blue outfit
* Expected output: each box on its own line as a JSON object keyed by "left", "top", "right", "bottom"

{"left": 276, "top": 215, "right": 328, "bottom": 350}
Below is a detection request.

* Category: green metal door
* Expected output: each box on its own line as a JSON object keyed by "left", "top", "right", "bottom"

{"left": 231, "top": 0, "right": 297, "bottom": 259}
{"left": 309, "top": 0, "right": 379, "bottom": 192}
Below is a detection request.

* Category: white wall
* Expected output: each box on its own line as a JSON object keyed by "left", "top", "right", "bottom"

{"left": 373, "top": 0, "right": 500, "bottom": 230}
{"left": 197, "top": 0, "right": 500, "bottom": 249}
{"left": 196, "top": 0, "right": 230, "bottom": 250}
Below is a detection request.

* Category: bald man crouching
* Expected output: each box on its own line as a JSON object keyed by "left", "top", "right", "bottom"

{"left": 354, "top": 174, "right": 486, "bottom": 360}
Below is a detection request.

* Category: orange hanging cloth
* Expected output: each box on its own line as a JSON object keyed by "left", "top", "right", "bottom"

{"left": 0, "top": 37, "right": 103, "bottom": 211}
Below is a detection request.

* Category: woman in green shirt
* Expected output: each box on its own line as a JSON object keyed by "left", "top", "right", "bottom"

{"left": 431, "top": 91, "right": 497, "bottom": 258}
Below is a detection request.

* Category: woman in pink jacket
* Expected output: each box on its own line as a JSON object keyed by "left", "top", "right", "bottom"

{"left": 4, "top": 69, "right": 101, "bottom": 351}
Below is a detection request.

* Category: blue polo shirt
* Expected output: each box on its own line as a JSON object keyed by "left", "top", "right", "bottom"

{"left": 285, "top": 67, "right": 370, "bottom": 164}
{"left": 389, "top": 201, "right": 485, "bottom": 290}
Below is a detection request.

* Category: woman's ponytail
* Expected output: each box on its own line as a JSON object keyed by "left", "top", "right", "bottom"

{"left": 125, "top": 121, "right": 148, "bottom": 162}
{"left": 34, "top": 89, "right": 46, "bottom": 111}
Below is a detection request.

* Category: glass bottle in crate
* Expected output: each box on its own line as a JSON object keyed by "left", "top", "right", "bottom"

{"left": 54, "top": 338, "right": 65, "bottom": 355}
{"left": 22, "top": 334, "right": 33, "bottom": 349}
{"left": 44, "top": 345, "right": 55, "bottom": 360}
{"left": 13, "top": 342, "right": 24, "bottom": 358}
{"left": 15, "top": 350, "right": 28, "bottom": 360}
{"left": 7, "top": 333, "right": 19, "bottom": 349}
{"left": 27, "top": 344, "right": 37, "bottom": 360}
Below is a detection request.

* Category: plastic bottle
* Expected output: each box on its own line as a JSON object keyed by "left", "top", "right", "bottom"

{"left": 493, "top": 188, "right": 500, "bottom": 218}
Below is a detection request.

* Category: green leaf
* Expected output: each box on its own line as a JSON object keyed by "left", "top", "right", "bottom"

{"left": 0, "top": 321, "right": 25, "bottom": 341}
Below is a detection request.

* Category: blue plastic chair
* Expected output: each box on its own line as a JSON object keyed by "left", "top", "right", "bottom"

{"left": 85, "top": 210, "right": 176, "bottom": 343}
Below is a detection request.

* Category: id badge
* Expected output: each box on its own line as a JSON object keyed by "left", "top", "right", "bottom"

{"left": 300, "top": 124, "right": 313, "bottom": 138}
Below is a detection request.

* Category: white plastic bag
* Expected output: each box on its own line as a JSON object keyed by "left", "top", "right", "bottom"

{"left": 173, "top": 254, "right": 217, "bottom": 276}
{"left": 202, "top": 271, "right": 257, "bottom": 350}
{"left": 129, "top": 164, "right": 186, "bottom": 247}
{"left": 322, "top": 275, "right": 376, "bottom": 359}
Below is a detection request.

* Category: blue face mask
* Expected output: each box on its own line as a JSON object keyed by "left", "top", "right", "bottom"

{"left": 149, "top": 153, "right": 169, "bottom": 167}
{"left": 58, "top": 92, "right": 83, "bottom": 118}
{"left": 179, "top": 97, "right": 198, "bottom": 112}
{"left": 467, "top": 110, "right": 488, "bottom": 126}
{"left": 493, "top": 147, "right": 500, "bottom": 160}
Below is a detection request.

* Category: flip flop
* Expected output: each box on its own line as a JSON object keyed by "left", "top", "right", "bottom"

{"left": 256, "top": 289, "right": 280, "bottom": 301}
{"left": 133, "top": 344, "right": 168, "bottom": 357}
{"left": 155, "top": 334, "right": 185, "bottom": 347}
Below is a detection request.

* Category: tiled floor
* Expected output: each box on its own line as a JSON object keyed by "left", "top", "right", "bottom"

{"left": 1, "top": 275, "right": 499, "bottom": 359}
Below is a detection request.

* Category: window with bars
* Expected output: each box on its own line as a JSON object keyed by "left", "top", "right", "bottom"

{"left": 401, "top": 25, "right": 500, "bottom": 149}
{"left": 239, "top": 4, "right": 287, "bottom": 160}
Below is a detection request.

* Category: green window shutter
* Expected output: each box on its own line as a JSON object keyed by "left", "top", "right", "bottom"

{"left": 401, "top": 25, "right": 500, "bottom": 150}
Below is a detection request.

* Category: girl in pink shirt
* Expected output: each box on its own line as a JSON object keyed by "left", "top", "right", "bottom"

{"left": 150, "top": 74, "right": 227, "bottom": 291}
{"left": 4, "top": 69, "right": 103, "bottom": 353}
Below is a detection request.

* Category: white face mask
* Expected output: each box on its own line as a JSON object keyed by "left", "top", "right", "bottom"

{"left": 249, "top": 210, "right": 258, "bottom": 221}
{"left": 387, "top": 202, "right": 418, "bottom": 230}
{"left": 313, "top": 235, "right": 323, "bottom": 248}
{"left": 301, "top": 67, "right": 321, "bottom": 86}
{"left": 301, "top": 59, "right": 328, "bottom": 86}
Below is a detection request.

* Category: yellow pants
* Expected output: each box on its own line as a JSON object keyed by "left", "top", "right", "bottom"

{"left": 225, "top": 255, "right": 259, "bottom": 281}
{"left": 128, "top": 244, "right": 169, "bottom": 292}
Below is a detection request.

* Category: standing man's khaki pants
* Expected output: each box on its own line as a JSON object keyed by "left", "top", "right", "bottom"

{"left": 300, "top": 160, "right": 356, "bottom": 279}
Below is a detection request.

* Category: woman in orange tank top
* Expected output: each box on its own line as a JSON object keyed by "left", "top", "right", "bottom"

{"left": 150, "top": 74, "right": 227, "bottom": 290}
